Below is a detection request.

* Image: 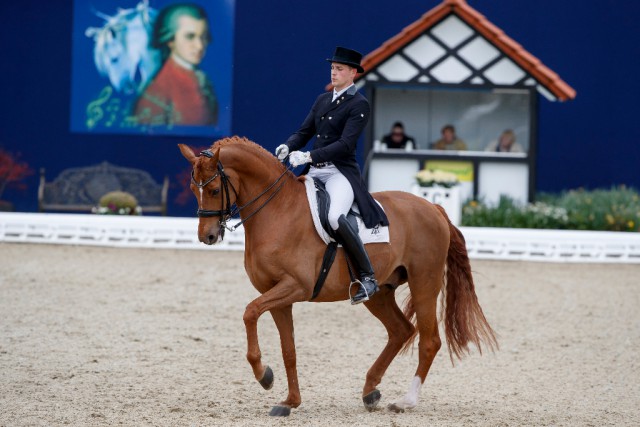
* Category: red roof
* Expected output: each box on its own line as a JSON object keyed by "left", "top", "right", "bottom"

{"left": 353, "top": 0, "right": 576, "bottom": 101}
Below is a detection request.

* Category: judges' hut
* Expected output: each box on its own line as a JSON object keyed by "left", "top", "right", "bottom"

{"left": 356, "top": 0, "right": 575, "bottom": 206}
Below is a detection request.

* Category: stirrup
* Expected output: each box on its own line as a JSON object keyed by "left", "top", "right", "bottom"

{"left": 349, "top": 279, "right": 371, "bottom": 305}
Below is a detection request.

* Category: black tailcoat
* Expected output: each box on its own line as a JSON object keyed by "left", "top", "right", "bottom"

{"left": 286, "top": 85, "right": 389, "bottom": 228}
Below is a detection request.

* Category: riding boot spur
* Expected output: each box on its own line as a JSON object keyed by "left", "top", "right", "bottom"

{"left": 335, "top": 215, "right": 379, "bottom": 304}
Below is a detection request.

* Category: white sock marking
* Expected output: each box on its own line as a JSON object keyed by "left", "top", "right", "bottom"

{"left": 392, "top": 375, "right": 423, "bottom": 410}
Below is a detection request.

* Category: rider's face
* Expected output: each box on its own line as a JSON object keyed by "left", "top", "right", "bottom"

{"left": 169, "top": 16, "right": 209, "bottom": 66}
{"left": 330, "top": 63, "right": 356, "bottom": 92}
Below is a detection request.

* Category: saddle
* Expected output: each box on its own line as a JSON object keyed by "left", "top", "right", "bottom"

{"left": 304, "top": 177, "right": 389, "bottom": 246}
{"left": 304, "top": 177, "right": 390, "bottom": 300}
{"left": 314, "top": 178, "right": 359, "bottom": 242}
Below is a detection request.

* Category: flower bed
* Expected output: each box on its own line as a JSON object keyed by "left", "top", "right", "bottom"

{"left": 462, "top": 186, "right": 640, "bottom": 232}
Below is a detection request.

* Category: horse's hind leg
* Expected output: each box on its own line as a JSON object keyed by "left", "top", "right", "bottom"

{"left": 361, "top": 288, "right": 416, "bottom": 411}
{"left": 388, "top": 278, "right": 441, "bottom": 413}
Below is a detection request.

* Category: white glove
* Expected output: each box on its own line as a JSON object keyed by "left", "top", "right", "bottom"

{"left": 275, "top": 144, "right": 289, "bottom": 160}
{"left": 289, "top": 151, "right": 312, "bottom": 167}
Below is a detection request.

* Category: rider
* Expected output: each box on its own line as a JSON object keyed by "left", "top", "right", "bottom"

{"left": 275, "top": 46, "right": 389, "bottom": 304}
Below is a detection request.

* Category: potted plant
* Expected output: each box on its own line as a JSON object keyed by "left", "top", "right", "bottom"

{"left": 92, "top": 191, "right": 142, "bottom": 215}
{"left": 415, "top": 168, "right": 459, "bottom": 188}
{"left": 0, "top": 148, "right": 33, "bottom": 211}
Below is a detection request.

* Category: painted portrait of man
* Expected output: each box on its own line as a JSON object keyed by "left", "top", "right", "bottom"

{"left": 134, "top": 3, "right": 218, "bottom": 126}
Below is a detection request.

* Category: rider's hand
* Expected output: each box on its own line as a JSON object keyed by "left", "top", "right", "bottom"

{"left": 289, "top": 151, "right": 312, "bottom": 167}
{"left": 275, "top": 144, "right": 289, "bottom": 160}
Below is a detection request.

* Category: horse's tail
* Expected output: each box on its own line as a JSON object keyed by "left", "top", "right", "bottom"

{"left": 400, "top": 205, "right": 498, "bottom": 362}
{"left": 439, "top": 206, "right": 498, "bottom": 362}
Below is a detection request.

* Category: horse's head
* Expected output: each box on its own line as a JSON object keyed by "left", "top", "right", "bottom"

{"left": 179, "top": 143, "right": 238, "bottom": 245}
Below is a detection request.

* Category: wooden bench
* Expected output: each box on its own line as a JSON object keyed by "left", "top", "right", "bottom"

{"left": 38, "top": 161, "right": 169, "bottom": 215}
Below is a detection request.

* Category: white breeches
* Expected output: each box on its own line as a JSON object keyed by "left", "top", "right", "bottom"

{"left": 308, "top": 164, "right": 354, "bottom": 231}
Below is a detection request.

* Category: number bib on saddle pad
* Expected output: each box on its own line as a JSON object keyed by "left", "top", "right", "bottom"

{"left": 303, "top": 176, "right": 390, "bottom": 245}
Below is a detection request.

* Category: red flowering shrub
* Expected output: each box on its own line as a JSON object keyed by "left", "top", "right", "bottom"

{"left": 0, "top": 149, "right": 33, "bottom": 199}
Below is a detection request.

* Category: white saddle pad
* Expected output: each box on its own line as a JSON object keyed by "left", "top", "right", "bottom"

{"left": 303, "top": 176, "right": 390, "bottom": 245}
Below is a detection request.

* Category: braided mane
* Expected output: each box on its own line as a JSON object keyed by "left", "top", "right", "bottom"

{"left": 210, "top": 136, "right": 284, "bottom": 170}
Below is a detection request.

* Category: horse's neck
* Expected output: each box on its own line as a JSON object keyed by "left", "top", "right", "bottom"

{"left": 244, "top": 180, "right": 311, "bottom": 246}
{"left": 225, "top": 150, "right": 304, "bottom": 235}
{"left": 234, "top": 162, "right": 295, "bottom": 206}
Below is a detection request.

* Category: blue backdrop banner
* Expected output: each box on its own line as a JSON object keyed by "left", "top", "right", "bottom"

{"left": 70, "top": 0, "right": 234, "bottom": 136}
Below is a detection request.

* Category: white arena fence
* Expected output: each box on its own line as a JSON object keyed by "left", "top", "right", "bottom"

{"left": 2, "top": 212, "right": 640, "bottom": 263}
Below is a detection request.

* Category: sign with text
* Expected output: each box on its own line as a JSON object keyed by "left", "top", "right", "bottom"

{"left": 424, "top": 160, "right": 474, "bottom": 182}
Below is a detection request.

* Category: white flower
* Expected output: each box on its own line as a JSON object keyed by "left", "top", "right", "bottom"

{"left": 416, "top": 169, "right": 458, "bottom": 187}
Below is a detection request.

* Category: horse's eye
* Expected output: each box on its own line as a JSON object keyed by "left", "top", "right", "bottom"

{"left": 211, "top": 188, "right": 220, "bottom": 196}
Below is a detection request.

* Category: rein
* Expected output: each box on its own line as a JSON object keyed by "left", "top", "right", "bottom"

{"left": 191, "top": 149, "right": 292, "bottom": 235}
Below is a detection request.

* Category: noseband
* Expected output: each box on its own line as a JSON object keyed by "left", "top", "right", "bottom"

{"left": 191, "top": 149, "right": 291, "bottom": 238}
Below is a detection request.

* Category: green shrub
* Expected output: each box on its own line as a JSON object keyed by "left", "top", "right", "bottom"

{"left": 552, "top": 187, "right": 640, "bottom": 231}
{"left": 462, "top": 186, "right": 640, "bottom": 232}
{"left": 462, "top": 196, "right": 568, "bottom": 229}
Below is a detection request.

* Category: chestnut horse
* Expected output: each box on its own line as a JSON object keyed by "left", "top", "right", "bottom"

{"left": 178, "top": 137, "right": 497, "bottom": 417}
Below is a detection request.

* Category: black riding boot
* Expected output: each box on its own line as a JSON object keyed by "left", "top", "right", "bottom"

{"left": 335, "top": 215, "right": 379, "bottom": 304}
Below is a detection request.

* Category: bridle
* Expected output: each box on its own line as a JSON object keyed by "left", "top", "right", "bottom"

{"left": 191, "top": 149, "right": 292, "bottom": 238}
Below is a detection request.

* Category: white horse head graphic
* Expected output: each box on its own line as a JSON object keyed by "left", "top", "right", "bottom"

{"left": 85, "top": 0, "right": 161, "bottom": 94}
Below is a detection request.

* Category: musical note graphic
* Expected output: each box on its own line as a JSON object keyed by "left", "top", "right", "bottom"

{"left": 121, "top": 114, "right": 140, "bottom": 128}
{"left": 104, "top": 98, "right": 121, "bottom": 127}
{"left": 85, "top": 87, "right": 113, "bottom": 129}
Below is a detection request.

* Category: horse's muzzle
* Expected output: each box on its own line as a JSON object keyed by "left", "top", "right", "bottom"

{"left": 199, "top": 223, "right": 224, "bottom": 245}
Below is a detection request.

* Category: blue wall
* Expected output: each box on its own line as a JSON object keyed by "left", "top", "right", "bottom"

{"left": 1, "top": 0, "right": 638, "bottom": 216}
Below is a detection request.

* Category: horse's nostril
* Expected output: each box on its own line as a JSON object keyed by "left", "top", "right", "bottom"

{"left": 208, "top": 234, "right": 215, "bottom": 243}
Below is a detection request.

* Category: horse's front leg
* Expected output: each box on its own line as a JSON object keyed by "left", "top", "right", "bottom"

{"left": 242, "top": 279, "right": 308, "bottom": 416}
{"left": 268, "top": 306, "right": 299, "bottom": 415}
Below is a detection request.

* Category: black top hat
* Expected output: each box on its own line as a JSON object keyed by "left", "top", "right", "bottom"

{"left": 326, "top": 46, "right": 364, "bottom": 73}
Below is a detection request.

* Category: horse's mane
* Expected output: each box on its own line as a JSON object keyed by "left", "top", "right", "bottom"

{"left": 211, "top": 136, "right": 287, "bottom": 172}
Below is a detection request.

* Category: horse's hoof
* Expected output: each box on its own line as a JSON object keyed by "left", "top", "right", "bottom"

{"left": 363, "top": 389, "right": 381, "bottom": 412}
{"left": 269, "top": 405, "right": 291, "bottom": 417}
{"left": 259, "top": 366, "right": 274, "bottom": 390}
{"left": 387, "top": 403, "right": 405, "bottom": 413}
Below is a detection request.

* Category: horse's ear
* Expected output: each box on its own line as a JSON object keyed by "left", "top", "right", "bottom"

{"left": 212, "top": 147, "right": 221, "bottom": 165}
{"left": 178, "top": 144, "right": 197, "bottom": 165}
